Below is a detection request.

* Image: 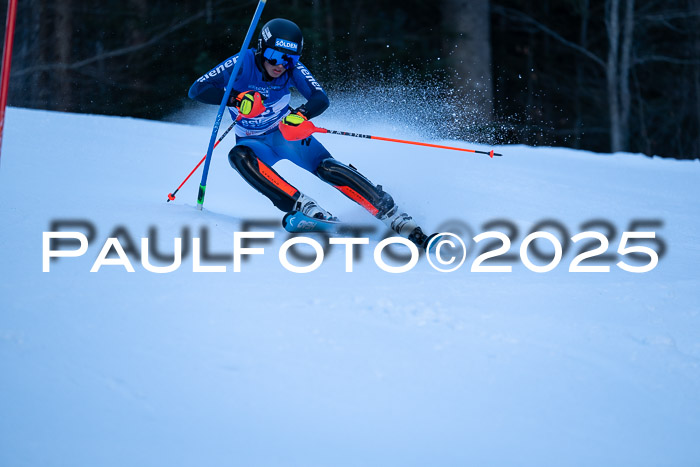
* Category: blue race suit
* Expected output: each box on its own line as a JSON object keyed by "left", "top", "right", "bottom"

{"left": 188, "top": 48, "right": 394, "bottom": 216}
{"left": 189, "top": 48, "right": 329, "bottom": 138}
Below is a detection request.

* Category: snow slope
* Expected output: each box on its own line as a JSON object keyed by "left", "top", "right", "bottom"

{"left": 1, "top": 107, "right": 699, "bottom": 467}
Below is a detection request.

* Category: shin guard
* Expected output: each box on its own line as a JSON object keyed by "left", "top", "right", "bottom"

{"left": 315, "top": 158, "right": 395, "bottom": 217}
{"left": 228, "top": 145, "right": 299, "bottom": 212}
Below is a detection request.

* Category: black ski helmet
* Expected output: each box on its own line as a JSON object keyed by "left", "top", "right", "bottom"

{"left": 258, "top": 18, "right": 304, "bottom": 57}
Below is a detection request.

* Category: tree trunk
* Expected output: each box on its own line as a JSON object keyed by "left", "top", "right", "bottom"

{"left": 441, "top": 0, "right": 494, "bottom": 121}
{"left": 605, "top": 0, "right": 622, "bottom": 153}
{"left": 312, "top": 0, "right": 322, "bottom": 70}
{"left": 206, "top": 0, "right": 213, "bottom": 25}
{"left": 605, "top": 0, "right": 634, "bottom": 153}
{"left": 126, "top": 0, "right": 149, "bottom": 110}
{"left": 55, "top": 0, "right": 72, "bottom": 111}
{"left": 695, "top": 0, "right": 700, "bottom": 157}
{"left": 526, "top": 28, "right": 535, "bottom": 145}
{"left": 324, "top": 0, "right": 336, "bottom": 67}
{"left": 620, "top": 0, "right": 635, "bottom": 150}
{"left": 37, "top": 0, "right": 50, "bottom": 109}
{"left": 574, "top": 0, "right": 590, "bottom": 149}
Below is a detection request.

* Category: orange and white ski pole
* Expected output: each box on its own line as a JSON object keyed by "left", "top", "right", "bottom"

{"left": 279, "top": 117, "right": 503, "bottom": 158}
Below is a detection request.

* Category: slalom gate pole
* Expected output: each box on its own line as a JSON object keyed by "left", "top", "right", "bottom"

{"left": 321, "top": 128, "right": 503, "bottom": 158}
{"left": 167, "top": 121, "right": 235, "bottom": 202}
{"left": 0, "top": 0, "right": 19, "bottom": 164}
{"left": 196, "top": 0, "right": 267, "bottom": 210}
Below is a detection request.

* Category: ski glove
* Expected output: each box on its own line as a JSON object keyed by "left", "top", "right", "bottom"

{"left": 282, "top": 112, "right": 307, "bottom": 126}
{"left": 279, "top": 112, "right": 317, "bottom": 141}
{"left": 229, "top": 91, "right": 266, "bottom": 119}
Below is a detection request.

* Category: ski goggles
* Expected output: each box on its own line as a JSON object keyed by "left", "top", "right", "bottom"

{"left": 263, "top": 48, "right": 300, "bottom": 69}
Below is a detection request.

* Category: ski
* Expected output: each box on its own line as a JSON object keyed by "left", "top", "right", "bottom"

{"left": 282, "top": 211, "right": 446, "bottom": 253}
{"left": 423, "top": 232, "right": 447, "bottom": 253}
{"left": 282, "top": 211, "right": 342, "bottom": 233}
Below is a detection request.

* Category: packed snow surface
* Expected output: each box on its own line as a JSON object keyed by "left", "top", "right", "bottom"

{"left": 1, "top": 107, "right": 699, "bottom": 466}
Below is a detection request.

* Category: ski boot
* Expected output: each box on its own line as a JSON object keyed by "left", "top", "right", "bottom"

{"left": 294, "top": 193, "right": 336, "bottom": 220}
{"left": 380, "top": 205, "right": 436, "bottom": 250}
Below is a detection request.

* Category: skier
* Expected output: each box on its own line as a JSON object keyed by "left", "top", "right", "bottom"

{"left": 188, "top": 18, "right": 433, "bottom": 248}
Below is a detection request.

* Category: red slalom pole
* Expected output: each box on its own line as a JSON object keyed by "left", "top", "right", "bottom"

{"left": 0, "top": 0, "right": 19, "bottom": 163}
{"left": 279, "top": 119, "right": 502, "bottom": 158}
{"left": 167, "top": 121, "right": 235, "bottom": 202}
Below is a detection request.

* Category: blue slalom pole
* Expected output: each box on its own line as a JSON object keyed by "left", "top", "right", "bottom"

{"left": 196, "top": 0, "right": 267, "bottom": 210}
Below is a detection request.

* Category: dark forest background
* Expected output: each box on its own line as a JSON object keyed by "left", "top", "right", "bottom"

{"left": 3, "top": 0, "right": 699, "bottom": 158}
